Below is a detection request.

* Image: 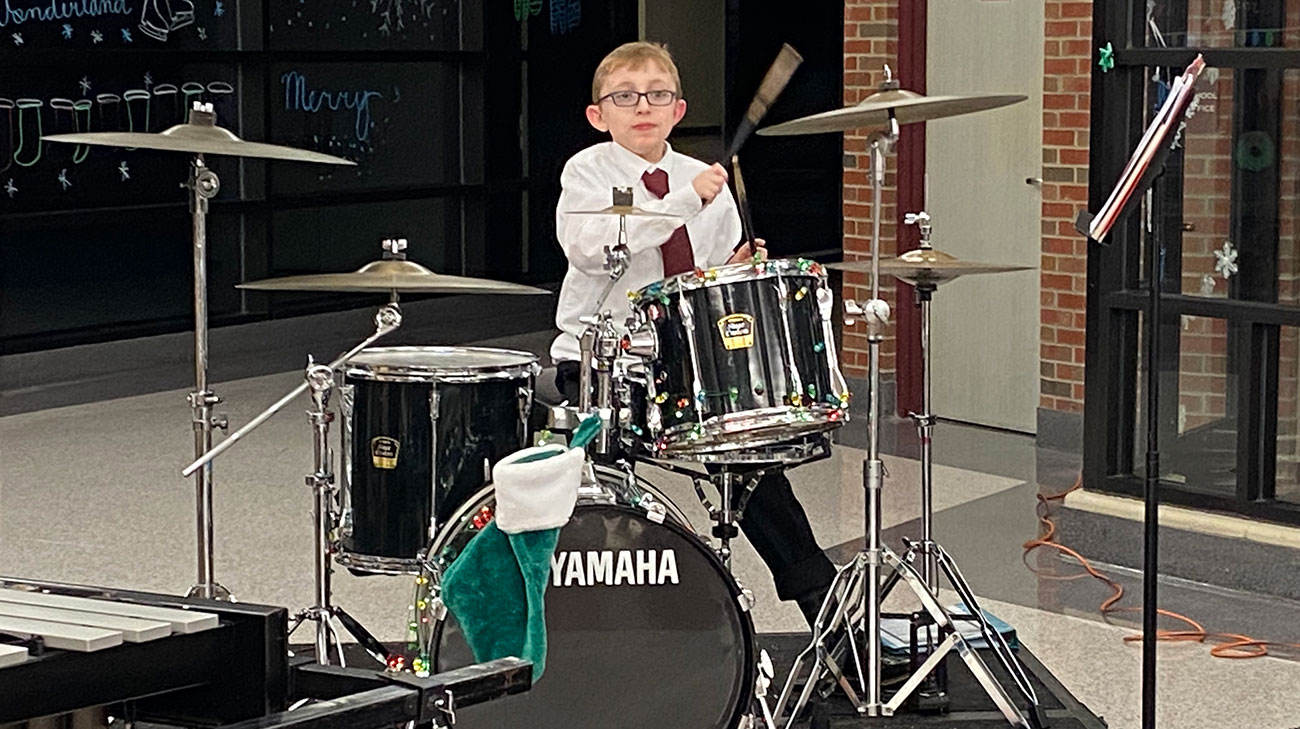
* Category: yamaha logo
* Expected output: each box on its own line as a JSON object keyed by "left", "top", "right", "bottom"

{"left": 551, "top": 549, "right": 680, "bottom": 587}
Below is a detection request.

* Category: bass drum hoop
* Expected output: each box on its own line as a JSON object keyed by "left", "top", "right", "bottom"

{"left": 427, "top": 463, "right": 756, "bottom": 729}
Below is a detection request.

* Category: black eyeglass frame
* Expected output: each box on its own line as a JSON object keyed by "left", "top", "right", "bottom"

{"left": 596, "top": 89, "right": 680, "bottom": 107}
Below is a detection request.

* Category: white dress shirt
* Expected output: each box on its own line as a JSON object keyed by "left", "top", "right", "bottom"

{"left": 549, "top": 141, "right": 742, "bottom": 364}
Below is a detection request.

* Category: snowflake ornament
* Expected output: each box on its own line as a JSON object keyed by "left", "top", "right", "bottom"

{"left": 1213, "top": 240, "right": 1238, "bottom": 279}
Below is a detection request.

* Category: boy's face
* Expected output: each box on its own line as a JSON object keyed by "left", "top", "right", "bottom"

{"left": 586, "top": 61, "right": 687, "bottom": 162}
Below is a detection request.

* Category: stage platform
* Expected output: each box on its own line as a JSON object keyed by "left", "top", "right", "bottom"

{"left": 299, "top": 632, "right": 1107, "bottom": 729}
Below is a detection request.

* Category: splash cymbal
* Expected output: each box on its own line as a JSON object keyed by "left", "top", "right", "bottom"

{"left": 567, "top": 205, "right": 680, "bottom": 218}
{"left": 826, "top": 248, "right": 1033, "bottom": 287}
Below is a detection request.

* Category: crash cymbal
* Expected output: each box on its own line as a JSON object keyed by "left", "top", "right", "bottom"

{"left": 826, "top": 248, "right": 1033, "bottom": 287}
{"left": 758, "top": 87, "right": 1026, "bottom": 136}
{"left": 238, "top": 259, "right": 550, "bottom": 295}
{"left": 43, "top": 108, "right": 354, "bottom": 165}
{"left": 568, "top": 205, "right": 680, "bottom": 218}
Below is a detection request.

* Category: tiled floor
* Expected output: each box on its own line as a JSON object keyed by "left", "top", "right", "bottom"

{"left": 2, "top": 329, "right": 1299, "bottom": 729}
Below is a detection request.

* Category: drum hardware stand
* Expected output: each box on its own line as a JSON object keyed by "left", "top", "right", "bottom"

{"left": 690, "top": 469, "right": 764, "bottom": 570}
{"left": 182, "top": 303, "right": 403, "bottom": 665}
{"left": 183, "top": 103, "right": 231, "bottom": 600}
{"left": 287, "top": 361, "right": 390, "bottom": 666}
{"left": 773, "top": 89, "right": 1041, "bottom": 728}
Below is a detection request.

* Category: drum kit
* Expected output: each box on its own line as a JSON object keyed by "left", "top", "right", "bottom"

{"left": 44, "top": 67, "right": 1044, "bottom": 728}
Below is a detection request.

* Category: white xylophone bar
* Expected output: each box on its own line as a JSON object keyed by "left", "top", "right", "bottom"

{"left": 0, "top": 644, "right": 26, "bottom": 668}
{"left": 0, "top": 615, "right": 122, "bottom": 652}
{"left": 0, "top": 602, "right": 171, "bottom": 642}
{"left": 0, "top": 588, "right": 218, "bottom": 634}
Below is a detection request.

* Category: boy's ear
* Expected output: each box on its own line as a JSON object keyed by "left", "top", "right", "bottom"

{"left": 671, "top": 98, "right": 687, "bottom": 125}
{"left": 585, "top": 104, "right": 608, "bottom": 132}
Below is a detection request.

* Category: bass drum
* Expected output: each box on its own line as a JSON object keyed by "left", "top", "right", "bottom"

{"left": 431, "top": 465, "right": 756, "bottom": 729}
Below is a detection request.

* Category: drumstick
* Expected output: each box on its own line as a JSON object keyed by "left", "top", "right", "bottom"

{"left": 732, "top": 155, "right": 758, "bottom": 253}
{"left": 721, "top": 43, "right": 803, "bottom": 164}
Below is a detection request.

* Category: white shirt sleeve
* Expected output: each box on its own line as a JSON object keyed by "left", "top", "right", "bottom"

{"left": 556, "top": 153, "right": 705, "bottom": 275}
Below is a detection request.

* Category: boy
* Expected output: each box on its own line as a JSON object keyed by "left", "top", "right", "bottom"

{"left": 549, "top": 41, "right": 835, "bottom": 627}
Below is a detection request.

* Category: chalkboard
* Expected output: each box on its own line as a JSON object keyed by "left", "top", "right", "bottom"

{"left": 268, "top": 0, "right": 469, "bottom": 51}
{"left": 269, "top": 62, "right": 461, "bottom": 192}
{"left": 0, "top": 0, "right": 600, "bottom": 351}
{"left": 0, "top": 0, "right": 239, "bottom": 50}
{"left": 0, "top": 62, "right": 241, "bottom": 213}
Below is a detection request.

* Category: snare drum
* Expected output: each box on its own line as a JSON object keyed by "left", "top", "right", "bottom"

{"left": 627, "top": 258, "right": 850, "bottom": 458}
{"left": 336, "top": 346, "right": 540, "bottom": 574}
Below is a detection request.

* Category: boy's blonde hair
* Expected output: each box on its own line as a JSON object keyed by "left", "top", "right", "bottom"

{"left": 591, "top": 41, "right": 682, "bottom": 103}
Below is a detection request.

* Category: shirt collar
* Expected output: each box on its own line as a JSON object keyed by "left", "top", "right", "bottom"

{"left": 608, "top": 140, "right": 675, "bottom": 181}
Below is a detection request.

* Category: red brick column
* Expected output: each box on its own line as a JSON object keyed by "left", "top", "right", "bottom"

{"left": 841, "top": 0, "right": 899, "bottom": 382}
{"left": 1040, "top": 0, "right": 1093, "bottom": 416}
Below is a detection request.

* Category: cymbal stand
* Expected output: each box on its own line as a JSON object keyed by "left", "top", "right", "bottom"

{"left": 184, "top": 104, "right": 230, "bottom": 599}
{"left": 575, "top": 186, "right": 634, "bottom": 457}
{"left": 182, "top": 303, "right": 402, "bottom": 665}
{"left": 290, "top": 361, "right": 390, "bottom": 666}
{"left": 774, "top": 93, "right": 1040, "bottom": 728}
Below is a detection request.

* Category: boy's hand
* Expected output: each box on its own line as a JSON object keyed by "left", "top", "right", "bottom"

{"left": 726, "top": 238, "right": 767, "bottom": 264}
{"left": 692, "top": 163, "right": 729, "bottom": 204}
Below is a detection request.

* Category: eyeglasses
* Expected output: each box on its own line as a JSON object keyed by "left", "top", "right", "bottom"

{"left": 598, "top": 89, "right": 678, "bottom": 108}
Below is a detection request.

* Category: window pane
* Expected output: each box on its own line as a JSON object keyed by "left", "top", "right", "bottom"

{"left": 1177, "top": 67, "right": 1234, "bottom": 299}
{"left": 1279, "top": 326, "right": 1300, "bottom": 503}
{"left": 1134, "top": 314, "right": 1238, "bottom": 495}
{"left": 1147, "top": 1, "right": 1297, "bottom": 48}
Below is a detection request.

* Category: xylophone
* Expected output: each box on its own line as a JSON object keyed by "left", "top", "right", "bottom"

{"left": 0, "top": 577, "right": 532, "bottom": 729}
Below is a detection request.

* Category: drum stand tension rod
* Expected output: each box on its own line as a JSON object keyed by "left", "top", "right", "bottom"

{"left": 771, "top": 109, "right": 1042, "bottom": 729}
{"left": 181, "top": 304, "right": 404, "bottom": 665}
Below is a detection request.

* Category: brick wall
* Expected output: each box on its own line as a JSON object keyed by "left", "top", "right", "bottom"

{"left": 841, "top": 0, "right": 899, "bottom": 382}
{"left": 1040, "top": 0, "right": 1093, "bottom": 416}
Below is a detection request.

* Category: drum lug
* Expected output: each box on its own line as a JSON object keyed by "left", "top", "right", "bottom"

{"left": 737, "top": 585, "right": 756, "bottom": 613}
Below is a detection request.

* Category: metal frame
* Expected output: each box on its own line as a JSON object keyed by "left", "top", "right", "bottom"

{"left": 1085, "top": 0, "right": 1300, "bottom": 526}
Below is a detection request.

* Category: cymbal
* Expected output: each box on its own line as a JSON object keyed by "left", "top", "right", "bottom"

{"left": 568, "top": 205, "right": 679, "bottom": 218}
{"left": 43, "top": 118, "right": 354, "bottom": 165}
{"left": 826, "top": 248, "right": 1033, "bottom": 287}
{"left": 758, "top": 88, "right": 1026, "bottom": 136}
{"left": 238, "top": 259, "right": 551, "bottom": 295}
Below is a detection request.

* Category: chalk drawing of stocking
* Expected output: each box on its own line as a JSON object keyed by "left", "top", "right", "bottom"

{"left": 48, "top": 99, "right": 77, "bottom": 164}
{"left": 13, "top": 99, "right": 44, "bottom": 168}
{"left": 140, "top": 0, "right": 195, "bottom": 41}
{"left": 0, "top": 99, "right": 14, "bottom": 173}
{"left": 153, "top": 84, "right": 180, "bottom": 129}
{"left": 72, "top": 99, "right": 92, "bottom": 163}
{"left": 96, "top": 93, "right": 124, "bottom": 133}
{"left": 180, "top": 81, "right": 207, "bottom": 120}
{"left": 124, "top": 90, "right": 151, "bottom": 150}
{"left": 206, "top": 81, "right": 234, "bottom": 122}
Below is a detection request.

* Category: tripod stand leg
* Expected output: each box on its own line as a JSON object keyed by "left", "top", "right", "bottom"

{"left": 935, "top": 545, "right": 1042, "bottom": 725}
{"left": 333, "top": 605, "right": 390, "bottom": 666}
{"left": 769, "top": 556, "right": 863, "bottom": 722}
{"left": 880, "top": 550, "right": 1034, "bottom": 728}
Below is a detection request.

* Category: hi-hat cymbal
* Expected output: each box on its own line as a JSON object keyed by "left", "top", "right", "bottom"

{"left": 826, "top": 248, "right": 1033, "bottom": 287}
{"left": 568, "top": 205, "right": 680, "bottom": 218}
{"left": 44, "top": 113, "right": 354, "bottom": 165}
{"left": 238, "top": 259, "right": 550, "bottom": 295}
{"left": 758, "top": 87, "right": 1026, "bottom": 136}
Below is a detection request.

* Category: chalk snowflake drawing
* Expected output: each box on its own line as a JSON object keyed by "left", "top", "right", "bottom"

{"left": 371, "top": 0, "right": 439, "bottom": 35}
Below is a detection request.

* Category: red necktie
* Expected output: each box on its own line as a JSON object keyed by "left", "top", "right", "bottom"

{"left": 641, "top": 168, "right": 694, "bottom": 276}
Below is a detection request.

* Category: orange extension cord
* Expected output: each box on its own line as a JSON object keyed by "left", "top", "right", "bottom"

{"left": 1021, "top": 476, "right": 1300, "bottom": 659}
